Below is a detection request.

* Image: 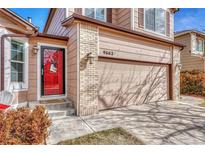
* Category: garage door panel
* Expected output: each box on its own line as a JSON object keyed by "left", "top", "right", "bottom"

{"left": 98, "top": 59, "right": 169, "bottom": 110}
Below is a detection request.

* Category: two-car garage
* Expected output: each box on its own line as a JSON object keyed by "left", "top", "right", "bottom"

{"left": 98, "top": 58, "right": 170, "bottom": 110}
{"left": 97, "top": 29, "right": 172, "bottom": 110}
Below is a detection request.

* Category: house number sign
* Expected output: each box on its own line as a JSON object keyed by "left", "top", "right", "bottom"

{"left": 103, "top": 50, "right": 115, "bottom": 56}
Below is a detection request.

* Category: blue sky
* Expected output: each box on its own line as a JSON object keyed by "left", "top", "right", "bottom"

{"left": 10, "top": 8, "right": 50, "bottom": 32}
{"left": 9, "top": 8, "right": 205, "bottom": 33}
{"left": 175, "top": 8, "right": 205, "bottom": 32}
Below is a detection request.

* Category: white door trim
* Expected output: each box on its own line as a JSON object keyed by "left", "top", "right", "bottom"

{"left": 37, "top": 43, "right": 67, "bottom": 101}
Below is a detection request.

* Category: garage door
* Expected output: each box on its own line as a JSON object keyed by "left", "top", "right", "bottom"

{"left": 98, "top": 58, "right": 170, "bottom": 110}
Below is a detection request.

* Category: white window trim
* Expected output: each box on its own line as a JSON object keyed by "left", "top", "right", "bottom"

{"left": 143, "top": 8, "right": 167, "bottom": 37}
{"left": 65, "top": 8, "right": 69, "bottom": 18}
{"left": 11, "top": 40, "right": 25, "bottom": 82}
{"left": 37, "top": 43, "right": 68, "bottom": 101}
{"left": 6, "top": 38, "right": 29, "bottom": 92}
{"left": 82, "top": 8, "right": 107, "bottom": 22}
{"left": 193, "top": 38, "right": 204, "bottom": 55}
{"left": 131, "top": 8, "right": 135, "bottom": 30}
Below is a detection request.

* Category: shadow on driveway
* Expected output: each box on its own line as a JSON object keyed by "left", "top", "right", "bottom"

{"left": 82, "top": 101, "right": 205, "bottom": 144}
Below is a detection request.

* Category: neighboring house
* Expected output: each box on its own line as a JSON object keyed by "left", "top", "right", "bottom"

{"left": 175, "top": 30, "right": 205, "bottom": 72}
{"left": 0, "top": 8, "right": 184, "bottom": 116}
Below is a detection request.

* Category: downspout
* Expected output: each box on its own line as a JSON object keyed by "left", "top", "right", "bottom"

{"left": 0, "top": 34, "right": 31, "bottom": 91}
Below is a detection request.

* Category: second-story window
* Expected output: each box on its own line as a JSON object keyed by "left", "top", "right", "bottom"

{"left": 145, "top": 8, "right": 166, "bottom": 35}
{"left": 196, "top": 38, "right": 204, "bottom": 54}
{"left": 84, "top": 8, "right": 106, "bottom": 22}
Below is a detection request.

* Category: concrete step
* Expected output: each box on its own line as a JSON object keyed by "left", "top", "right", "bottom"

{"left": 29, "top": 99, "right": 73, "bottom": 110}
{"left": 44, "top": 102, "right": 73, "bottom": 110}
{"left": 48, "top": 108, "right": 75, "bottom": 118}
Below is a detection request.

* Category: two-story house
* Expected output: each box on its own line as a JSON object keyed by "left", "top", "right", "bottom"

{"left": 0, "top": 8, "right": 184, "bottom": 116}
{"left": 175, "top": 30, "right": 205, "bottom": 72}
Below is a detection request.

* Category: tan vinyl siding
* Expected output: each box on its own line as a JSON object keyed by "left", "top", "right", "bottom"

{"left": 112, "top": 8, "right": 132, "bottom": 30}
{"left": 134, "top": 8, "right": 174, "bottom": 41}
{"left": 99, "top": 28, "right": 172, "bottom": 64}
{"left": 13, "top": 91, "right": 28, "bottom": 103}
{"left": 175, "top": 34, "right": 204, "bottom": 72}
{"left": 28, "top": 38, "right": 37, "bottom": 101}
{"left": 46, "top": 8, "right": 70, "bottom": 36}
{"left": 67, "top": 23, "right": 78, "bottom": 109}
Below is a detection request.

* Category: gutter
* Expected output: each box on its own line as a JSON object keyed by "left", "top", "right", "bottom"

{"left": 0, "top": 34, "right": 31, "bottom": 91}
{"left": 36, "top": 32, "right": 69, "bottom": 40}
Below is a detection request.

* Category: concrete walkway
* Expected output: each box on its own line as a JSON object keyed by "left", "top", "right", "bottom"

{"left": 180, "top": 95, "right": 204, "bottom": 107}
{"left": 47, "top": 100, "right": 205, "bottom": 145}
{"left": 47, "top": 116, "right": 93, "bottom": 144}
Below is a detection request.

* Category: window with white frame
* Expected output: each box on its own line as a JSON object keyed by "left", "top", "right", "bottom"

{"left": 84, "top": 8, "right": 106, "bottom": 21}
{"left": 145, "top": 8, "right": 166, "bottom": 35}
{"left": 196, "top": 38, "right": 204, "bottom": 54}
{"left": 11, "top": 40, "right": 24, "bottom": 82}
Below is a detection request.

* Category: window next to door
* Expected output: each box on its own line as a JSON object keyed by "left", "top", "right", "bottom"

{"left": 11, "top": 40, "right": 24, "bottom": 82}
{"left": 145, "top": 8, "right": 166, "bottom": 35}
{"left": 10, "top": 39, "right": 28, "bottom": 91}
{"left": 83, "top": 8, "right": 106, "bottom": 22}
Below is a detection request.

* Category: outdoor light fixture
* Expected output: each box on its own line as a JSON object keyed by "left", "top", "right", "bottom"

{"left": 177, "top": 63, "right": 182, "bottom": 70}
{"left": 32, "top": 45, "right": 39, "bottom": 54}
{"left": 85, "top": 52, "right": 95, "bottom": 64}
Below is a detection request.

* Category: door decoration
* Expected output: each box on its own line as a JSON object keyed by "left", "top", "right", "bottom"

{"left": 49, "top": 57, "right": 57, "bottom": 73}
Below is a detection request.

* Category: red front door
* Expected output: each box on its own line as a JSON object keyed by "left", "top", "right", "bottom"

{"left": 41, "top": 46, "right": 65, "bottom": 96}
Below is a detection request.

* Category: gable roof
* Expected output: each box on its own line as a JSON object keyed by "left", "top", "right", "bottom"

{"left": 0, "top": 8, "right": 38, "bottom": 32}
{"left": 175, "top": 29, "right": 205, "bottom": 37}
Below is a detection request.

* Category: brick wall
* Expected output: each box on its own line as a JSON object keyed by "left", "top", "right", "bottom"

{"left": 172, "top": 46, "right": 181, "bottom": 101}
{"left": 78, "top": 22, "right": 99, "bottom": 116}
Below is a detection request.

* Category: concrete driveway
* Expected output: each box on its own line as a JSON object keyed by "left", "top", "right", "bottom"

{"left": 48, "top": 100, "right": 205, "bottom": 145}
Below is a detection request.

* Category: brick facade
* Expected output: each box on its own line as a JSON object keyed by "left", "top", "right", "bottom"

{"left": 172, "top": 46, "right": 181, "bottom": 101}
{"left": 78, "top": 22, "right": 99, "bottom": 115}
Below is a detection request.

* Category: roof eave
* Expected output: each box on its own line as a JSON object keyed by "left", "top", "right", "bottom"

{"left": 62, "top": 13, "right": 184, "bottom": 48}
{"left": 175, "top": 30, "right": 205, "bottom": 38}
{"left": 36, "top": 32, "right": 69, "bottom": 40}
{"left": 1, "top": 8, "right": 38, "bottom": 32}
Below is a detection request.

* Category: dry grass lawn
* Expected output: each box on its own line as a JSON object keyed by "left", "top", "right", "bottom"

{"left": 199, "top": 100, "right": 205, "bottom": 107}
{"left": 58, "top": 127, "right": 144, "bottom": 145}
